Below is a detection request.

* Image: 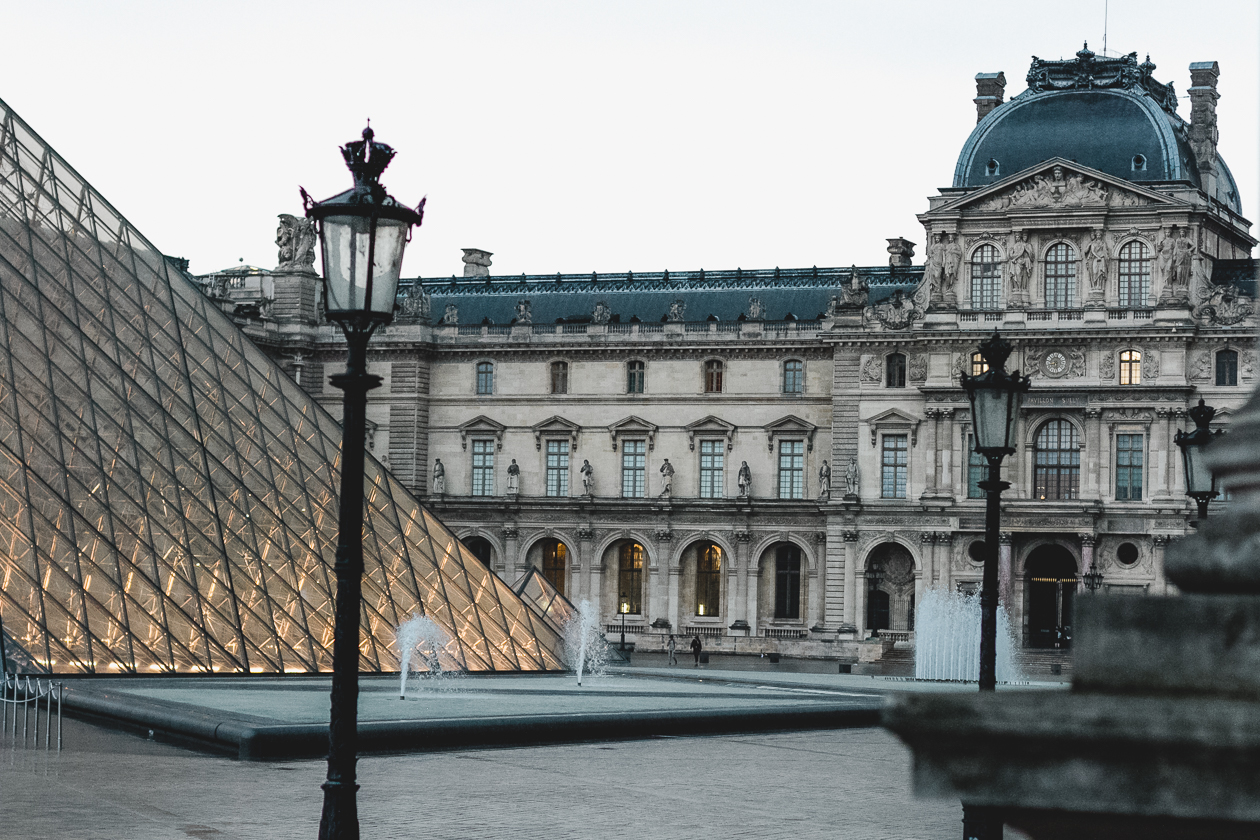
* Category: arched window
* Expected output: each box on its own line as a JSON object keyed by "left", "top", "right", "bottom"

{"left": 704, "top": 359, "right": 724, "bottom": 393}
{"left": 1117, "top": 241, "right": 1151, "bottom": 308}
{"left": 782, "top": 359, "right": 804, "bottom": 394}
{"left": 541, "top": 539, "right": 567, "bottom": 598}
{"left": 461, "top": 536, "right": 493, "bottom": 567}
{"left": 1120, "top": 349, "right": 1141, "bottom": 386}
{"left": 885, "top": 353, "right": 906, "bottom": 388}
{"left": 618, "top": 542, "right": 644, "bottom": 614}
{"left": 985, "top": 159, "right": 1000, "bottom": 177}
{"left": 774, "top": 543, "right": 802, "bottom": 620}
{"left": 1217, "top": 349, "right": 1239, "bottom": 386}
{"left": 549, "top": 361, "right": 568, "bottom": 394}
{"left": 627, "top": 360, "right": 645, "bottom": 393}
{"left": 970, "top": 352, "right": 989, "bottom": 376}
{"left": 970, "top": 244, "right": 1002, "bottom": 310}
{"left": 1034, "top": 420, "right": 1081, "bottom": 500}
{"left": 1044, "top": 243, "right": 1077, "bottom": 309}
{"left": 695, "top": 543, "right": 722, "bottom": 617}
{"left": 475, "top": 361, "right": 494, "bottom": 395}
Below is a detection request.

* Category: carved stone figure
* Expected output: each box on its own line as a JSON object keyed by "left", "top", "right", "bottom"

{"left": 1190, "top": 351, "right": 1212, "bottom": 381}
{"left": 668, "top": 299, "right": 687, "bottom": 322}
{"left": 442, "top": 304, "right": 459, "bottom": 325}
{"left": 943, "top": 234, "right": 963, "bottom": 291}
{"left": 506, "top": 459, "right": 520, "bottom": 494}
{"left": 860, "top": 355, "right": 883, "bottom": 384}
{"left": 1145, "top": 348, "right": 1161, "bottom": 380}
{"left": 276, "top": 214, "right": 317, "bottom": 271}
{"left": 1008, "top": 231, "right": 1035, "bottom": 304}
{"left": 908, "top": 354, "right": 928, "bottom": 383}
{"left": 432, "top": 458, "right": 446, "bottom": 495}
{"left": 975, "top": 165, "right": 1115, "bottom": 211}
{"left": 737, "top": 461, "right": 752, "bottom": 497}
{"left": 1194, "top": 283, "right": 1253, "bottom": 326}
{"left": 1083, "top": 230, "right": 1111, "bottom": 297}
{"left": 591, "top": 301, "right": 611, "bottom": 324}
{"left": 1244, "top": 352, "right": 1257, "bottom": 381}
{"left": 843, "top": 266, "right": 869, "bottom": 307}
{"left": 1153, "top": 229, "right": 1176, "bottom": 299}
{"left": 659, "top": 459, "right": 675, "bottom": 496}
{"left": 398, "top": 282, "right": 431, "bottom": 323}
{"left": 818, "top": 461, "right": 831, "bottom": 501}
{"left": 845, "top": 456, "right": 860, "bottom": 496}
{"left": 514, "top": 299, "right": 532, "bottom": 325}
{"left": 1099, "top": 350, "right": 1116, "bottom": 381}
{"left": 867, "top": 288, "right": 919, "bottom": 330}
{"left": 923, "top": 233, "right": 946, "bottom": 305}
{"left": 1171, "top": 228, "right": 1196, "bottom": 296}
{"left": 580, "top": 459, "right": 594, "bottom": 494}
{"left": 747, "top": 296, "right": 765, "bottom": 320}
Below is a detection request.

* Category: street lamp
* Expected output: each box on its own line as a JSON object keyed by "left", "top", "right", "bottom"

{"left": 1082, "top": 562, "right": 1104, "bottom": 593}
{"left": 304, "top": 124, "right": 425, "bottom": 840}
{"left": 960, "top": 332, "right": 1030, "bottom": 693}
{"left": 1175, "top": 398, "right": 1225, "bottom": 524}
{"left": 866, "top": 565, "right": 884, "bottom": 639}
{"left": 619, "top": 592, "right": 629, "bottom": 651}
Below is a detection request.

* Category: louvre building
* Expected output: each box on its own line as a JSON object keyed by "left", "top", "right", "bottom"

{"left": 215, "top": 49, "right": 1257, "bottom": 665}
{"left": 0, "top": 97, "right": 563, "bottom": 675}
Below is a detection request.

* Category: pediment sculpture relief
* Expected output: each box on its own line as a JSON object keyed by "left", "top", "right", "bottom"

{"left": 971, "top": 165, "right": 1148, "bottom": 212}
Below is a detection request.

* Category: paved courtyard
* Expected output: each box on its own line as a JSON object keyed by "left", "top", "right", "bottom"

{"left": 2, "top": 714, "right": 962, "bottom": 840}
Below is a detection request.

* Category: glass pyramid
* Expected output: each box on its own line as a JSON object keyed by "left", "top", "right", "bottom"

{"left": 0, "top": 97, "right": 563, "bottom": 675}
{"left": 513, "top": 567, "right": 576, "bottom": 635}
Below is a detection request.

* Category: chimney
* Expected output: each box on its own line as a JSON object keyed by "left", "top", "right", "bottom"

{"left": 461, "top": 248, "right": 493, "bottom": 278}
{"left": 886, "top": 238, "right": 915, "bottom": 268}
{"left": 974, "top": 72, "right": 1006, "bottom": 123}
{"left": 1187, "top": 61, "right": 1220, "bottom": 191}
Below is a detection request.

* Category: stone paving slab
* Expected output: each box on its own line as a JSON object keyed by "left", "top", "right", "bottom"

{"left": 0, "top": 715, "right": 964, "bottom": 839}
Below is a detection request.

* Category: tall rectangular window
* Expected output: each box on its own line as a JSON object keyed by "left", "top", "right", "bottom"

{"left": 886, "top": 353, "right": 906, "bottom": 388}
{"left": 699, "top": 440, "right": 724, "bottom": 498}
{"left": 1044, "top": 242, "right": 1077, "bottom": 309}
{"left": 695, "top": 544, "right": 722, "bottom": 617}
{"left": 967, "top": 434, "right": 985, "bottom": 499}
{"left": 545, "top": 440, "right": 569, "bottom": 497}
{"left": 774, "top": 544, "right": 802, "bottom": 620}
{"left": 970, "top": 244, "right": 1002, "bottom": 310}
{"left": 1115, "top": 433, "right": 1143, "bottom": 501}
{"left": 881, "top": 434, "right": 908, "bottom": 499}
{"left": 1117, "top": 241, "right": 1151, "bottom": 308}
{"left": 782, "top": 360, "right": 804, "bottom": 394}
{"left": 627, "top": 360, "right": 645, "bottom": 393}
{"left": 471, "top": 440, "right": 494, "bottom": 496}
{"left": 619, "top": 543, "right": 644, "bottom": 614}
{"left": 621, "top": 440, "right": 646, "bottom": 498}
{"left": 1217, "top": 350, "right": 1239, "bottom": 386}
{"left": 475, "top": 361, "right": 494, "bottom": 395}
{"left": 550, "top": 361, "right": 568, "bottom": 394}
{"left": 777, "top": 440, "right": 804, "bottom": 499}
{"left": 704, "top": 360, "right": 724, "bottom": 393}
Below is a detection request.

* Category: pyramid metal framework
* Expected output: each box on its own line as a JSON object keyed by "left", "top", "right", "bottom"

{"left": 0, "top": 98, "right": 563, "bottom": 675}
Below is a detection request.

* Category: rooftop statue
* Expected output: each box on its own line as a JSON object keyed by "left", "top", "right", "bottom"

{"left": 275, "top": 213, "right": 317, "bottom": 272}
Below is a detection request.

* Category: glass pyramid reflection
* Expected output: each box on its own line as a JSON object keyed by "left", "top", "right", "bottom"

{"left": 513, "top": 567, "right": 576, "bottom": 635}
{"left": 0, "top": 97, "right": 563, "bottom": 674}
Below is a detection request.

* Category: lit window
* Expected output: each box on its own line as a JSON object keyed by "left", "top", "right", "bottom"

{"left": 970, "top": 352, "right": 989, "bottom": 376}
{"left": 545, "top": 440, "right": 569, "bottom": 497}
{"left": 695, "top": 543, "right": 722, "bottom": 617}
{"left": 783, "top": 359, "right": 804, "bottom": 394}
{"left": 704, "top": 359, "right": 724, "bottom": 393}
{"left": 1118, "top": 241, "right": 1150, "bottom": 308}
{"left": 881, "top": 434, "right": 908, "bottom": 499}
{"left": 471, "top": 440, "right": 494, "bottom": 496}
{"left": 627, "top": 360, "right": 645, "bottom": 394}
{"left": 1115, "top": 433, "right": 1143, "bottom": 501}
{"left": 1044, "top": 243, "right": 1077, "bottom": 309}
{"left": 1034, "top": 420, "right": 1080, "bottom": 500}
{"left": 886, "top": 353, "right": 906, "bottom": 388}
{"left": 967, "top": 434, "right": 985, "bottom": 499}
{"left": 1217, "top": 350, "right": 1238, "bottom": 386}
{"left": 621, "top": 440, "right": 646, "bottom": 498}
{"left": 619, "top": 543, "right": 644, "bottom": 614}
{"left": 541, "top": 539, "right": 567, "bottom": 598}
{"left": 1119, "top": 350, "right": 1141, "bottom": 386}
{"left": 970, "top": 244, "right": 1002, "bottom": 310}
{"left": 549, "top": 361, "right": 568, "bottom": 394}
{"left": 777, "top": 440, "right": 804, "bottom": 499}
{"left": 774, "top": 543, "right": 801, "bottom": 620}
{"left": 475, "top": 361, "right": 494, "bottom": 395}
{"left": 699, "top": 440, "right": 724, "bottom": 499}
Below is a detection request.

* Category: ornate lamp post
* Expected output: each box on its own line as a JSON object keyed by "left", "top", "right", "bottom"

{"left": 866, "top": 565, "right": 884, "bottom": 638}
{"left": 1175, "top": 398, "right": 1224, "bottom": 524}
{"left": 1082, "top": 562, "right": 1105, "bottom": 593}
{"left": 304, "top": 125, "right": 425, "bottom": 840}
{"left": 960, "top": 332, "right": 1030, "bottom": 693}
{"left": 619, "top": 592, "right": 629, "bottom": 651}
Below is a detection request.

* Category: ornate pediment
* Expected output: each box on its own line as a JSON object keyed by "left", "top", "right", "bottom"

{"left": 531, "top": 415, "right": 580, "bottom": 451}
{"left": 458, "top": 415, "right": 506, "bottom": 450}
{"left": 685, "top": 415, "right": 736, "bottom": 451}
{"left": 942, "top": 159, "right": 1178, "bottom": 214}
{"left": 764, "top": 415, "right": 817, "bottom": 452}
{"left": 864, "top": 408, "right": 920, "bottom": 447}
{"left": 608, "top": 415, "right": 658, "bottom": 451}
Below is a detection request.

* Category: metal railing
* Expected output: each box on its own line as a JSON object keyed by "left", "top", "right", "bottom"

{"left": 2, "top": 674, "right": 63, "bottom": 751}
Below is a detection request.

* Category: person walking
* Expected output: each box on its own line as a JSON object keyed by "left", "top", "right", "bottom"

{"left": 667, "top": 634, "right": 677, "bottom": 666}
{"left": 690, "top": 635, "right": 702, "bottom": 667}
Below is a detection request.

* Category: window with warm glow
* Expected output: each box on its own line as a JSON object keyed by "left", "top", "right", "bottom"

{"left": 1034, "top": 420, "right": 1080, "bottom": 500}
{"left": 695, "top": 544, "right": 722, "bottom": 617}
{"left": 971, "top": 352, "right": 989, "bottom": 376}
{"left": 619, "top": 543, "right": 643, "bottom": 614}
{"left": 541, "top": 539, "right": 567, "bottom": 598}
{"left": 1119, "top": 350, "right": 1141, "bottom": 386}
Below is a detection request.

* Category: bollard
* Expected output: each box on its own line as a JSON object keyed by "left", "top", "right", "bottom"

{"left": 56, "top": 682, "right": 62, "bottom": 751}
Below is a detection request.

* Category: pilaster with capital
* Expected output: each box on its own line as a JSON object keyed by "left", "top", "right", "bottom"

{"left": 938, "top": 409, "right": 956, "bottom": 500}
{"left": 734, "top": 529, "right": 751, "bottom": 629}
{"left": 1083, "top": 407, "right": 1102, "bottom": 500}
{"left": 921, "top": 409, "right": 939, "bottom": 495}
{"left": 577, "top": 527, "right": 598, "bottom": 616}
{"left": 998, "top": 531, "right": 1013, "bottom": 605}
{"left": 1151, "top": 407, "right": 1175, "bottom": 501}
{"left": 842, "top": 530, "right": 859, "bottom": 630}
{"left": 1079, "top": 532, "right": 1097, "bottom": 594}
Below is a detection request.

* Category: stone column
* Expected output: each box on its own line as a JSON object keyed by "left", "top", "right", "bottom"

{"left": 1168, "top": 408, "right": 1185, "bottom": 497}
{"left": 1152, "top": 534, "right": 1172, "bottom": 595}
{"left": 502, "top": 526, "right": 522, "bottom": 578}
{"left": 1084, "top": 407, "right": 1102, "bottom": 500}
{"left": 937, "top": 532, "right": 953, "bottom": 593}
{"left": 585, "top": 531, "right": 603, "bottom": 618}
{"left": 576, "top": 527, "right": 595, "bottom": 611}
{"left": 921, "top": 409, "right": 939, "bottom": 497}
{"left": 921, "top": 531, "right": 938, "bottom": 585}
{"left": 734, "top": 530, "right": 752, "bottom": 627}
{"left": 1152, "top": 408, "right": 1174, "bottom": 501}
{"left": 939, "top": 409, "right": 956, "bottom": 499}
{"left": 843, "top": 531, "right": 859, "bottom": 629}
{"left": 998, "top": 531, "right": 1013, "bottom": 605}
{"left": 746, "top": 557, "right": 760, "bottom": 637}
{"left": 807, "top": 533, "right": 825, "bottom": 629}
{"left": 823, "top": 525, "right": 846, "bottom": 628}
{"left": 1079, "top": 533, "right": 1097, "bottom": 594}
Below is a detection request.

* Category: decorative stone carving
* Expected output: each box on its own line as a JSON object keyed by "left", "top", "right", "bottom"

{"left": 658, "top": 459, "right": 675, "bottom": 497}
{"left": 580, "top": 459, "right": 594, "bottom": 495}
{"left": 501, "top": 527, "right": 520, "bottom": 539}
{"left": 813, "top": 532, "right": 827, "bottom": 544}
{"left": 1244, "top": 352, "right": 1257, "bottom": 382}
{"left": 442, "top": 303, "right": 459, "bottom": 325}
{"left": 859, "top": 355, "right": 883, "bottom": 384}
{"left": 952, "top": 353, "right": 968, "bottom": 382}
{"left": 653, "top": 528, "right": 674, "bottom": 542}
{"left": 575, "top": 527, "right": 595, "bottom": 540}
{"left": 1026, "top": 347, "right": 1084, "bottom": 379}
{"left": 431, "top": 458, "right": 445, "bottom": 494}
{"left": 514, "top": 299, "right": 532, "bottom": 325}
{"left": 1083, "top": 230, "right": 1112, "bottom": 303}
{"left": 842, "top": 530, "right": 860, "bottom": 542}
{"left": 397, "top": 283, "right": 431, "bottom": 323}
{"left": 865, "top": 287, "right": 924, "bottom": 331}
{"left": 462, "top": 248, "right": 493, "bottom": 278}
{"left": 667, "top": 299, "right": 687, "bottom": 322}
{"left": 1007, "top": 231, "right": 1035, "bottom": 306}
{"left": 275, "top": 214, "right": 317, "bottom": 272}
{"left": 908, "top": 354, "right": 928, "bottom": 383}
{"left": 974, "top": 164, "right": 1113, "bottom": 211}
{"left": 506, "top": 459, "right": 521, "bottom": 494}
{"left": 591, "top": 301, "right": 611, "bottom": 324}
{"left": 829, "top": 267, "right": 869, "bottom": 313}
{"left": 818, "top": 460, "right": 831, "bottom": 501}
{"left": 747, "top": 296, "right": 765, "bottom": 320}
{"left": 734, "top": 530, "right": 753, "bottom": 542}
{"left": 1145, "top": 348, "right": 1160, "bottom": 380}
{"left": 1194, "top": 282, "right": 1253, "bottom": 326}
{"left": 844, "top": 456, "right": 860, "bottom": 497}
{"left": 1026, "top": 46, "right": 1178, "bottom": 112}
{"left": 1099, "top": 350, "right": 1115, "bottom": 381}
{"left": 1190, "top": 351, "right": 1212, "bottom": 381}
{"left": 943, "top": 234, "right": 963, "bottom": 295}
{"left": 737, "top": 461, "right": 752, "bottom": 497}
{"left": 886, "top": 238, "right": 916, "bottom": 267}
{"left": 923, "top": 233, "right": 946, "bottom": 306}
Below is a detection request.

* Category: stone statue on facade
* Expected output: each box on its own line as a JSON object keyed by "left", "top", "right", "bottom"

{"left": 818, "top": 460, "right": 831, "bottom": 502}
{"left": 1083, "top": 229, "right": 1111, "bottom": 301}
{"left": 580, "top": 459, "right": 594, "bottom": 495}
{"left": 659, "top": 459, "right": 674, "bottom": 497}
{"left": 1153, "top": 228, "right": 1176, "bottom": 301}
{"left": 432, "top": 458, "right": 445, "bottom": 495}
{"left": 276, "top": 214, "right": 317, "bottom": 272}
{"left": 845, "top": 456, "right": 860, "bottom": 497}
{"left": 943, "top": 234, "right": 963, "bottom": 294}
{"left": 591, "top": 301, "right": 611, "bottom": 324}
{"left": 668, "top": 299, "right": 687, "bottom": 322}
{"left": 747, "top": 296, "right": 765, "bottom": 320}
{"left": 1171, "top": 228, "right": 1196, "bottom": 299}
{"left": 1007, "top": 230, "right": 1035, "bottom": 306}
{"left": 398, "top": 282, "right": 431, "bottom": 323}
{"left": 514, "top": 299, "right": 532, "bottom": 325}
{"left": 442, "top": 303, "right": 459, "bottom": 325}
{"left": 923, "top": 233, "right": 946, "bottom": 306}
{"left": 737, "top": 461, "right": 752, "bottom": 497}
{"left": 506, "top": 459, "right": 520, "bottom": 494}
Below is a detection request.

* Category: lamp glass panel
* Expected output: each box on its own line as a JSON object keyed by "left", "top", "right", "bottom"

{"left": 1184, "top": 441, "right": 1214, "bottom": 496}
{"left": 971, "top": 386, "right": 1012, "bottom": 451}
{"left": 319, "top": 215, "right": 408, "bottom": 315}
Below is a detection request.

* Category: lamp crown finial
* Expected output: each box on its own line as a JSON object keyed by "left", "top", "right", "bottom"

{"left": 978, "top": 331, "right": 1013, "bottom": 372}
{"left": 340, "top": 123, "right": 396, "bottom": 193}
{"left": 1189, "top": 398, "right": 1217, "bottom": 431}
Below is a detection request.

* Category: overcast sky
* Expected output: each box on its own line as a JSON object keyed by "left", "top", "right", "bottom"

{"left": 2, "top": 1, "right": 1256, "bottom": 278}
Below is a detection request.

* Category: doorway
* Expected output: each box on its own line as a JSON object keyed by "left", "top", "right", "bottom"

{"left": 1025, "top": 545, "right": 1077, "bottom": 649}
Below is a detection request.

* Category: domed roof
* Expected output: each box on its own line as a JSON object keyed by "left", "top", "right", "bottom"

{"left": 954, "top": 47, "right": 1242, "bottom": 214}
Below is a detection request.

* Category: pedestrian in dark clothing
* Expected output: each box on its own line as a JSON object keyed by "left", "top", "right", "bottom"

{"left": 667, "top": 634, "right": 677, "bottom": 666}
{"left": 690, "top": 635, "right": 702, "bottom": 667}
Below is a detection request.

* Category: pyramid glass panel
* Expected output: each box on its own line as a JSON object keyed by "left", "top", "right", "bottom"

{"left": 0, "top": 98, "right": 562, "bottom": 675}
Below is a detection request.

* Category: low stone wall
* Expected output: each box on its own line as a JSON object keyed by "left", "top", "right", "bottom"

{"left": 630, "top": 633, "right": 861, "bottom": 662}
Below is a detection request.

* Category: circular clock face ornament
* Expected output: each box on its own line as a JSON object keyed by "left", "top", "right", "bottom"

{"left": 1044, "top": 351, "right": 1068, "bottom": 376}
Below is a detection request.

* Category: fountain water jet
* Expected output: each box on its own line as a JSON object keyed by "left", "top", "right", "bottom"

{"left": 562, "top": 599, "right": 608, "bottom": 685}
{"left": 395, "top": 614, "right": 455, "bottom": 698}
{"left": 914, "top": 588, "right": 1020, "bottom": 683}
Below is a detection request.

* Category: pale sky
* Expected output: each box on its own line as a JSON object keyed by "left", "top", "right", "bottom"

{"left": 3, "top": 1, "right": 1256, "bottom": 278}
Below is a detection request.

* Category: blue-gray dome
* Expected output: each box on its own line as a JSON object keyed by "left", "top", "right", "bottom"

{"left": 954, "top": 48, "right": 1242, "bottom": 214}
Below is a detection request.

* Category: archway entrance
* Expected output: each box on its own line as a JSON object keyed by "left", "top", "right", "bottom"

{"left": 1025, "top": 545, "right": 1077, "bottom": 649}
{"left": 461, "top": 536, "right": 493, "bottom": 567}
{"left": 540, "top": 539, "right": 567, "bottom": 598}
{"left": 866, "top": 542, "right": 915, "bottom": 633}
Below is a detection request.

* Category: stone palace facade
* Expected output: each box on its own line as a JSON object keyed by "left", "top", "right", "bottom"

{"left": 207, "top": 48, "right": 1256, "bottom": 658}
